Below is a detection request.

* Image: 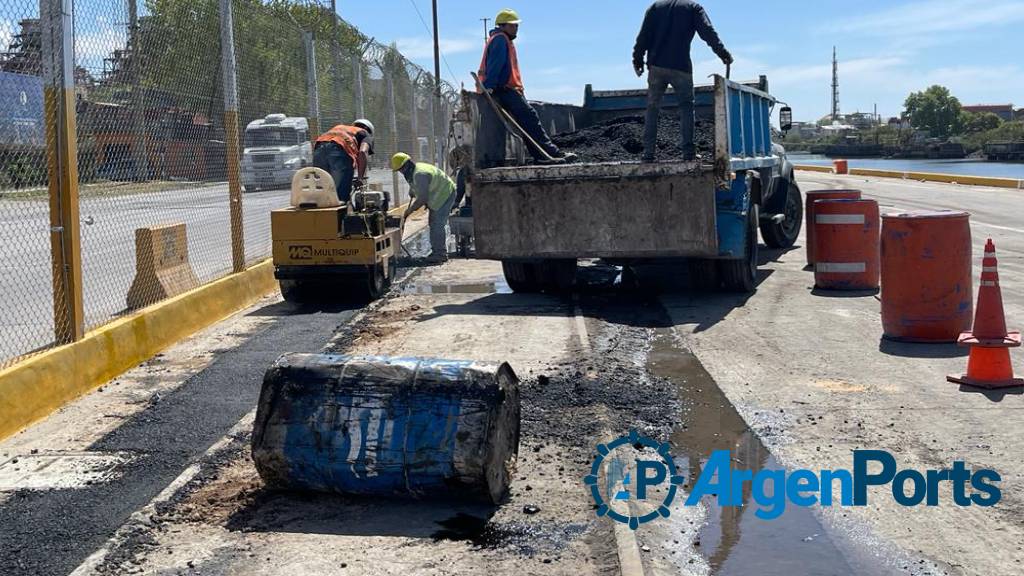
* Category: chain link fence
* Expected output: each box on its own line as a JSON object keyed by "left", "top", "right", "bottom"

{"left": 0, "top": 0, "right": 457, "bottom": 369}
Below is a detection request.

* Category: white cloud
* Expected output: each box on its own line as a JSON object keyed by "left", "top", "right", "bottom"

{"left": 824, "top": 0, "right": 1024, "bottom": 36}
{"left": 396, "top": 35, "right": 480, "bottom": 60}
{"left": 0, "top": 19, "right": 14, "bottom": 53}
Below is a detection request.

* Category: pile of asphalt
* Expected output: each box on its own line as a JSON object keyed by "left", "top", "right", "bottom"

{"left": 552, "top": 115, "right": 714, "bottom": 162}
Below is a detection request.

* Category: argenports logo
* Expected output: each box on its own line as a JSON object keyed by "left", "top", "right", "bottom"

{"left": 587, "top": 432, "right": 1002, "bottom": 527}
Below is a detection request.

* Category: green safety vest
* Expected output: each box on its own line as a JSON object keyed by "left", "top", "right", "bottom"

{"left": 413, "top": 162, "right": 455, "bottom": 211}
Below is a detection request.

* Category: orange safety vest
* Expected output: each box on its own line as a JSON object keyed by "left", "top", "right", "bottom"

{"left": 315, "top": 124, "right": 364, "bottom": 163}
{"left": 478, "top": 32, "right": 524, "bottom": 93}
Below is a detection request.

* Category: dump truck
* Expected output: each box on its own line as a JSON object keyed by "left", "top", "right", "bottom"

{"left": 449, "top": 75, "right": 801, "bottom": 293}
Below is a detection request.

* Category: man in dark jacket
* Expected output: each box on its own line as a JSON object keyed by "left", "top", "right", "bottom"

{"left": 633, "top": 0, "right": 732, "bottom": 162}
{"left": 478, "top": 9, "right": 575, "bottom": 163}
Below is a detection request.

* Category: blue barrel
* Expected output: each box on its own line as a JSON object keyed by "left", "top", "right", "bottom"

{"left": 252, "top": 354, "right": 520, "bottom": 503}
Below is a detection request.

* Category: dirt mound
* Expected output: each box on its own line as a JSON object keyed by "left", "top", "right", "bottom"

{"left": 552, "top": 114, "right": 714, "bottom": 163}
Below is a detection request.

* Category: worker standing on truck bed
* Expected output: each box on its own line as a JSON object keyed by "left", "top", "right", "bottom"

{"left": 313, "top": 119, "right": 375, "bottom": 204}
{"left": 478, "top": 9, "right": 576, "bottom": 164}
{"left": 393, "top": 153, "right": 455, "bottom": 263}
{"left": 633, "top": 0, "right": 732, "bottom": 163}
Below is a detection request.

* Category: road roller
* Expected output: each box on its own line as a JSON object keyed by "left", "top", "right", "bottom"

{"left": 271, "top": 167, "right": 402, "bottom": 302}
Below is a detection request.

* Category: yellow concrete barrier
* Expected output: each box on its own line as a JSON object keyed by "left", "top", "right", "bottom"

{"left": 0, "top": 260, "right": 276, "bottom": 441}
{"left": 126, "top": 223, "right": 200, "bottom": 310}
{"left": 796, "top": 164, "right": 1024, "bottom": 189}
{"left": 794, "top": 164, "right": 834, "bottom": 174}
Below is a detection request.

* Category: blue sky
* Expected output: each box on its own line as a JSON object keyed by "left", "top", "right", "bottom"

{"left": 341, "top": 0, "right": 1024, "bottom": 122}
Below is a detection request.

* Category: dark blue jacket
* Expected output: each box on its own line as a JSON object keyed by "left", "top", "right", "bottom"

{"left": 633, "top": 0, "right": 730, "bottom": 74}
{"left": 482, "top": 28, "right": 511, "bottom": 90}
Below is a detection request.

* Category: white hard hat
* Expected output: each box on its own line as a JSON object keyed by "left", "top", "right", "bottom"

{"left": 353, "top": 119, "right": 375, "bottom": 135}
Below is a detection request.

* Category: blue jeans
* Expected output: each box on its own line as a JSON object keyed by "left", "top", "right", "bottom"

{"left": 644, "top": 65, "right": 695, "bottom": 159}
{"left": 313, "top": 142, "right": 354, "bottom": 203}
{"left": 429, "top": 192, "right": 457, "bottom": 258}
{"left": 493, "top": 88, "right": 561, "bottom": 161}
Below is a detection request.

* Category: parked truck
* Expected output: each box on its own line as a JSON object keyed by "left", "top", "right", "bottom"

{"left": 449, "top": 75, "right": 801, "bottom": 293}
{"left": 241, "top": 114, "right": 313, "bottom": 192}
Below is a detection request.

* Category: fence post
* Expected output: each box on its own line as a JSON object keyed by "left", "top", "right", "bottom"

{"left": 385, "top": 67, "right": 401, "bottom": 205}
{"left": 330, "top": 0, "right": 344, "bottom": 122}
{"left": 428, "top": 88, "right": 437, "bottom": 169}
{"left": 352, "top": 47, "right": 366, "bottom": 119}
{"left": 410, "top": 74, "right": 419, "bottom": 160}
{"left": 304, "top": 30, "right": 320, "bottom": 141}
{"left": 219, "top": 0, "right": 244, "bottom": 273}
{"left": 41, "top": 0, "right": 84, "bottom": 343}
{"left": 127, "top": 0, "right": 148, "bottom": 182}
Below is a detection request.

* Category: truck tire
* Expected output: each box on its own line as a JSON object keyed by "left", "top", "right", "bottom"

{"left": 502, "top": 261, "right": 542, "bottom": 293}
{"left": 719, "top": 205, "right": 759, "bottom": 293}
{"left": 542, "top": 259, "right": 576, "bottom": 293}
{"left": 759, "top": 177, "right": 803, "bottom": 249}
{"left": 687, "top": 259, "right": 720, "bottom": 292}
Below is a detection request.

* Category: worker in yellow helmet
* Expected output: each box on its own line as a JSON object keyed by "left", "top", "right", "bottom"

{"left": 392, "top": 153, "right": 456, "bottom": 263}
{"left": 478, "top": 9, "right": 576, "bottom": 164}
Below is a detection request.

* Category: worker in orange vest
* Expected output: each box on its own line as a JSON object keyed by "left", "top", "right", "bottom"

{"left": 478, "top": 9, "right": 576, "bottom": 164}
{"left": 313, "top": 119, "right": 375, "bottom": 203}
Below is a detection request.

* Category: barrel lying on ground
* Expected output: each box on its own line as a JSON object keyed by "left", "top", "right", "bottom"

{"left": 813, "top": 198, "right": 880, "bottom": 290}
{"left": 252, "top": 354, "right": 520, "bottom": 504}
{"left": 805, "top": 189, "right": 861, "bottom": 266}
{"left": 881, "top": 210, "right": 973, "bottom": 342}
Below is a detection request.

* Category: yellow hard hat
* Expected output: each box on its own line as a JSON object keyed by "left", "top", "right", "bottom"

{"left": 495, "top": 9, "right": 521, "bottom": 25}
{"left": 391, "top": 152, "right": 412, "bottom": 171}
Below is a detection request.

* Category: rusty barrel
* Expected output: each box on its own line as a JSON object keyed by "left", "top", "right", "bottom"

{"left": 252, "top": 354, "right": 521, "bottom": 504}
{"left": 805, "top": 189, "right": 862, "bottom": 266}
{"left": 881, "top": 210, "right": 973, "bottom": 342}
{"left": 813, "top": 199, "right": 880, "bottom": 290}
{"left": 833, "top": 159, "right": 849, "bottom": 175}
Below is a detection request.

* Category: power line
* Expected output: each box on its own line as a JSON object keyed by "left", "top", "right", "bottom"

{"left": 407, "top": 0, "right": 460, "bottom": 87}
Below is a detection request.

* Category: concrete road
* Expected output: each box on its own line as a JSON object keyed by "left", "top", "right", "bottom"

{"left": 0, "top": 170, "right": 406, "bottom": 365}
{"left": 0, "top": 173, "right": 1021, "bottom": 576}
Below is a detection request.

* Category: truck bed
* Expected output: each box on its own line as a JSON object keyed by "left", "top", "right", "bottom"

{"left": 472, "top": 160, "right": 718, "bottom": 259}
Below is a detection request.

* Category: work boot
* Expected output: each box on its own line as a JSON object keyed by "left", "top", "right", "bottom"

{"left": 426, "top": 251, "right": 448, "bottom": 264}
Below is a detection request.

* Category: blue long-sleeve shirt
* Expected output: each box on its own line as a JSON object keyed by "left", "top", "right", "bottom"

{"left": 482, "top": 29, "right": 511, "bottom": 90}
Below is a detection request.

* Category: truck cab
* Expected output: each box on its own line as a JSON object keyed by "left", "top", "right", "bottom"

{"left": 241, "top": 114, "right": 312, "bottom": 192}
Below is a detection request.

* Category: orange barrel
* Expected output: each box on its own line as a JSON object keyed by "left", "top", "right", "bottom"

{"left": 805, "top": 189, "right": 862, "bottom": 266}
{"left": 813, "top": 199, "right": 880, "bottom": 290}
{"left": 833, "top": 159, "right": 849, "bottom": 174}
{"left": 881, "top": 210, "right": 973, "bottom": 342}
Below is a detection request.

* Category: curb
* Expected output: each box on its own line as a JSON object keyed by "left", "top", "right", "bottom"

{"left": 0, "top": 260, "right": 276, "bottom": 441}
{"left": 795, "top": 165, "right": 1024, "bottom": 189}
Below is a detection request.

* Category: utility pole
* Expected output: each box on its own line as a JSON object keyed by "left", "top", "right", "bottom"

{"left": 330, "top": 0, "right": 344, "bottom": 123}
{"left": 127, "top": 0, "right": 148, "bottom": 182}
{"left": 481, "top": 17, "right": 490, "bottom": 42}
{"left": 219, "top": 0, "right": 244, "bottom": 272}
{"left": 831, "top": 46, "right": 840, "bottom": 124}
{"left": 431, "top": 0, "right": 441, "bottom": 165}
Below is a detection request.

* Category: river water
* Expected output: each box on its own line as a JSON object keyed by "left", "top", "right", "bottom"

{"left": 787, "top": 153, "right": 1024, "bottom": 179}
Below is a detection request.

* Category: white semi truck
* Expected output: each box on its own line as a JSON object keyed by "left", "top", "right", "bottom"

{"left": 241, "top": 114, "right": 312, "bottom": 192}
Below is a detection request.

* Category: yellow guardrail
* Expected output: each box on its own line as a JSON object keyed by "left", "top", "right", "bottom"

{"left": 795, "top": 165, "right": 1024, "bottom": 190}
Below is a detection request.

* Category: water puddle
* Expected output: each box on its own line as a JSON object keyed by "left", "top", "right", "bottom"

{"left": 647, "top": 329, "right": 906, "bottom": 576}
{"left": 402, "top": 276, "right": 512, "bottom": 295}
{"left": 432, "top": 513, "right": 587, "bottom": 556}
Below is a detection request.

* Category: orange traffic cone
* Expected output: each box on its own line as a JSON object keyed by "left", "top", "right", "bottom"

{"left": 948, "top": 239, "right": 1023, "bottom": 389}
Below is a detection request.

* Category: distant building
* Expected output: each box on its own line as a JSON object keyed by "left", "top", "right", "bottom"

{"left": 963, "top": 104, "right": 1014, "bottom": 122}
{"left": 846, "top": 112, "right": 879, "bottom": 130}
{"left": 789, "top": 121, "right": 822, "bottom": 139}
{"left": 1015, "top": 108, "right": 1024, "bottom": 122}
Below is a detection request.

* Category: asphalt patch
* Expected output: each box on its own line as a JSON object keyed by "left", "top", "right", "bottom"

{"left": 0, "top": 301, "right": 363, "bottom": 576}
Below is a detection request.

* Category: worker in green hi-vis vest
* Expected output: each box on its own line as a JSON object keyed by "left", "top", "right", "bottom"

{"left": 392, "top": 153, "right": 456, "bottom": 264}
